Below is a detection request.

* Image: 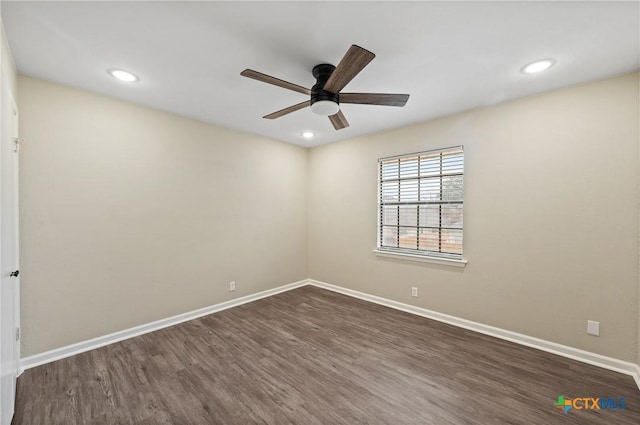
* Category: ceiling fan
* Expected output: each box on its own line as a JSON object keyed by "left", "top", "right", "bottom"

{"left": 241, "top": 45, "right": 410, "bottom": 130}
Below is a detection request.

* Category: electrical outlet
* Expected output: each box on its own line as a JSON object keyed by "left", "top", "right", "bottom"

{"left": 411, "top": 286, "right": 418, "bottom": 297}
{"left": 229, "top": 281, "right": 236, "bottom": 292}
{"left": 587, "top": 320, "right": 599, "bottom": 336}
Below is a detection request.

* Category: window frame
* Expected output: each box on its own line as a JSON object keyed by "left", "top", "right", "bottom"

{"left": 375, "top": 146, "right": 466, "bottom": 266}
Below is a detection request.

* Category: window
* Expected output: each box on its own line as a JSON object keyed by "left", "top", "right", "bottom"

{"left": 378, "top": 146, "right": 464, "bottom": 260}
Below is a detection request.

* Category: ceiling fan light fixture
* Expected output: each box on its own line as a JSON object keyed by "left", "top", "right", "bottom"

{"left": 310, "top": 100, "right": 340, "bottom": 116}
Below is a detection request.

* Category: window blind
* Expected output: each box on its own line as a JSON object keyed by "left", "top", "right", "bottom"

{"left": 378, "top": 146, "right": 464, "bottom": 258}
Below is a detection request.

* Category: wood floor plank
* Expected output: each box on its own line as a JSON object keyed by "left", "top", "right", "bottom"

{"left": 12, "top": 286, "right": 640, "bottom": 424}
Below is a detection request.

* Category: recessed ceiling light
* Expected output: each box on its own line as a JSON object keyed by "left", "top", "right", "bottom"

{"left": 302, "top": 131, "right": 315, "bottom": 139}
{"left": 521, "top": 59, "right": 556, "bottom": 74}
{"left": 108, "top": 69, "right": 139, "bottom": 82}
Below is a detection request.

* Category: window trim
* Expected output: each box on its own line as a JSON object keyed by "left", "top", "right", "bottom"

{"left": 376, "top": 146, "right": 466, "bottom": 266}
{"left": 373, "top": 249, "right": 468, "bottom": 267}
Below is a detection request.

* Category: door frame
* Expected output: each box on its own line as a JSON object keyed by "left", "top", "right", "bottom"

{"left": 10, "top": 93, "right": 19, "bottom": 375}
{"left": 0, "top": 79, "right": 20, "bottom": 425}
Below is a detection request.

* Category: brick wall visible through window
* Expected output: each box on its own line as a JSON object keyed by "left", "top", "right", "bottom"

{"left": 378, "top": 146, "right": 463, "bottom": 258}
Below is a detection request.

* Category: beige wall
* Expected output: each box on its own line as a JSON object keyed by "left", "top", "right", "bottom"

{"left": 18, "top": 76, "right": 308, "bottom": 357}
{"left": 308, "top": 73, "right": 639, "bottom": 362}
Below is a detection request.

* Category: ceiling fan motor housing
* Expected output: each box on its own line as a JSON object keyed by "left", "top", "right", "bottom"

{"left": 311, "top": 64, "right": 340, "bottom": 110}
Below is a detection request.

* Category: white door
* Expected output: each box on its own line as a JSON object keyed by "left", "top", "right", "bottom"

{"left": 0, "top": 92, "right": 19, "bottom": 425}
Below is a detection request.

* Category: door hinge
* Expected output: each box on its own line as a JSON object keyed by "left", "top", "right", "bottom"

{"left": 15, "top": 327, "right": 20, "bottom": 341}
{"left": 13, "top": 137, "right": 22, "bottom": 153}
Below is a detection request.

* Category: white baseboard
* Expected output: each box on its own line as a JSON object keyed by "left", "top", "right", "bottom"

{"left": 308, "top": 279, "right": 640, "bottom": 391}
{"left": 20, "top": 277, "right": 640, "bottom": 392}
{"left": 19, "top": 279, "right": 308, "bottom": 372}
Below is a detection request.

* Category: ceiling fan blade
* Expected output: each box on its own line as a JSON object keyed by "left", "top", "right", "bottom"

{"left": 241, "top": 69, "right": 312, "bottom": 96}
{"left": 323, "top": 45, "right": 375, "bottom": 94}
{"left": 263, "top": 100, "right": 311, "bottom": 119}
{"left": 340, "top": 93, "right": 410, "bottom": 107}
{"left": 329, "top": 110, "right": 349, "bottom": 130}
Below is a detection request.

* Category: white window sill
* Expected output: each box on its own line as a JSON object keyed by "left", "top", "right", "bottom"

{"left": 373, "top": 249, "right": 468, "bottom": 268}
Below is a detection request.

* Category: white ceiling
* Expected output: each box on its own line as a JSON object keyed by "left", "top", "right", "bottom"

{"left": 2, "top": 1, "right": 639, "bottom": 147}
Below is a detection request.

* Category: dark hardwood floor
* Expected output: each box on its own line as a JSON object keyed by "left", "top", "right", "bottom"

{"left": 13, "top": 286, "right": 640, "bottom": 424}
